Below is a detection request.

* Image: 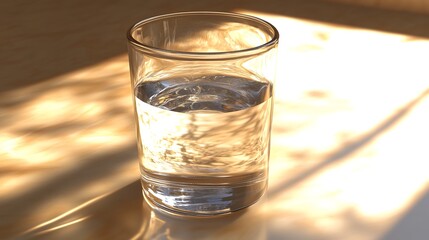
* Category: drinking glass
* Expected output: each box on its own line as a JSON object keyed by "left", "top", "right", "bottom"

{"left": 127, "top": 11, "right": 279, "bottom": 216}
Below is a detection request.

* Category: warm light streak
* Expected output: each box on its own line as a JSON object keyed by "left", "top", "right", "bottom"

{"left": 1, "top": 8, "right": 429, "bottom": 239}
{"left": 32, "top": 217, "right": 89, "bottom": 236}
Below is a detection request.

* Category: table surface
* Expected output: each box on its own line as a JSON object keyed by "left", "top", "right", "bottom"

{"left": 2, "top": 0, "right": 429, "bottom": 239}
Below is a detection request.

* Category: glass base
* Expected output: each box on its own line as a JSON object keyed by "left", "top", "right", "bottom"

{"left": 141, "top": 175, "right": 267, "bottom": 216}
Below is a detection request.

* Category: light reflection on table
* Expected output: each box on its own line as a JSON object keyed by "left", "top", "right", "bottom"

{"left": 16, "top": 181, "right": 268, "bottom": 240}
{"left": 1, "top": 3, "right": 429, "bottom": 240}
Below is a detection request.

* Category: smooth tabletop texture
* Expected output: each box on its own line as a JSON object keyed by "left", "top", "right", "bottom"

{"left": 1, "top": 0, "right": 429, "bottom": 239}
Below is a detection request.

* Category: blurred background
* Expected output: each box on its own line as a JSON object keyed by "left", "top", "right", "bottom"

{"left": 1, "top": 0, "right": 429, "bottom": 239}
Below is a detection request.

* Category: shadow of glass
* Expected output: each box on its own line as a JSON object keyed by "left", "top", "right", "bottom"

{"left": 11, "top": 181, "right": 267, "bottom": 240}
{"left": 13, "top": 181, "right": 144, "bottom": 240}
{"left": 137, "top": 195, "right": 267, "bottom": 240}
{"left": 0, "top": 146, "right": 138, "bottom": 238}
{"left": 2, "top": 1, "right": 429, "bottom": 239}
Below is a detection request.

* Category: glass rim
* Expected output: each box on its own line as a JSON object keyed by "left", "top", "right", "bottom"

{"left": 127, "top": 11, "right": 279, "bottom": 60}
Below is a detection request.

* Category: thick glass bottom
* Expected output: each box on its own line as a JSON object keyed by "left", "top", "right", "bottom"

{"left": 141, "top": 173, "right": 267, "bottom": 216}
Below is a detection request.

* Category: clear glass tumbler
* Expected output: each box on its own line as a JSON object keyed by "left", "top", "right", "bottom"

{"left": 127, "top": 11, "right": 279, "bottom": 216}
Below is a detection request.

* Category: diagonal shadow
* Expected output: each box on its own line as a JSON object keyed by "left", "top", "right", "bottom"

{"left": 11, "top": 180, "right": 266, "bottom": 240}
{"left": 14, "top": 181, "right": 144, "bottom": 240}
{"left": 268, "top": 88, "right": 429, "bottom": 198}
{"left": 2, "top": 1, "right": 429, "bottom": 239}
{"left": 0, "top": 145, "right": 137, "bottom": 238}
